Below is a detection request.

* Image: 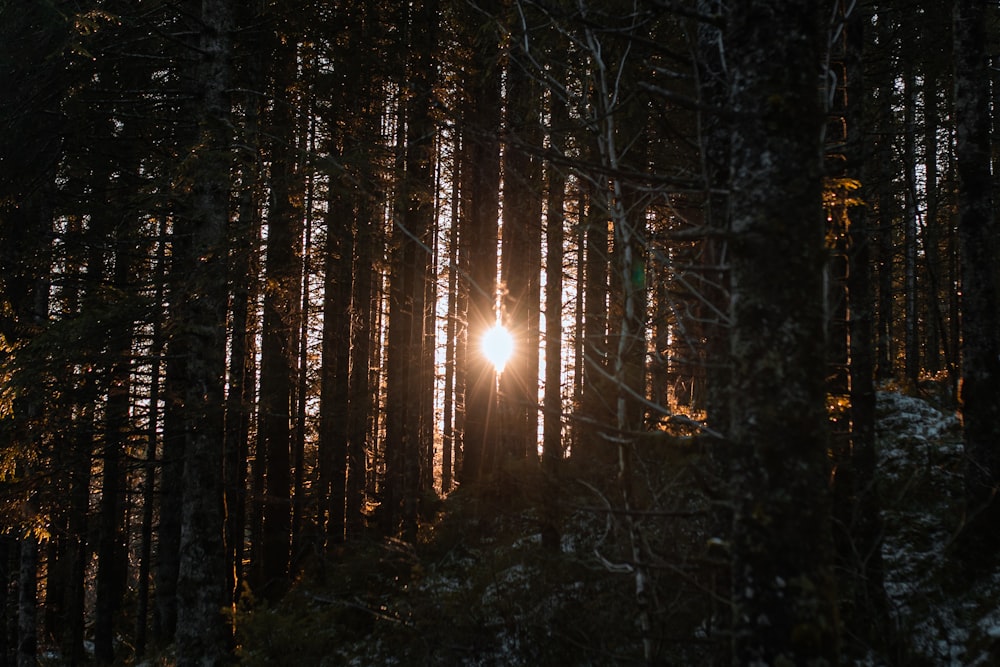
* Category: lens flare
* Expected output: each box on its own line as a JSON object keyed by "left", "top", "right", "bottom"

{"left": 481, "top": 324, "right": 514, "bottom": 373}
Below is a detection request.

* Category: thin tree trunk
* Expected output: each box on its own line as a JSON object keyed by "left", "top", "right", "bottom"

{"left": 154, "top": 333, "right": 185, "bottom": 643}
{"left": 135, "top": 231, "right": 165, "bottom": 656}
{"left": 839, "top": 3, "right": 892, "bottom": 656}
{"left": 442, "top": 139, "right": 461, "bottom": 493}
{"left": 291, "top": 146, "right": 315, "bottom": 564}
{"left": 542, "top": 85, "right": 567, "bottom": 552}
{"left": 223, "top": 87, "right": 262, "bottom": 610}
{"left": 922, "top": 62, "right": 943, "bottom": 375}
{"left": 875, "top": 12, "right": 896, "bottom": 381}
{"left": 903, "top": 59, "right": 920, "bottom": 384}
{"left": 577, "top": 178, "right": 611, "bottom": 464}
{"left": 16, "top": 536, "right": 36, "bottom": 667}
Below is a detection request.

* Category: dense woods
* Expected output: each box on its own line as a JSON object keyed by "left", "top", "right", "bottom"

{"left": 1, "top": 0, "right": 999, "bottom": 665}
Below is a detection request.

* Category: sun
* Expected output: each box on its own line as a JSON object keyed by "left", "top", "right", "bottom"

{"left": 481, "top": 324, "right": 514, "bottom": 373}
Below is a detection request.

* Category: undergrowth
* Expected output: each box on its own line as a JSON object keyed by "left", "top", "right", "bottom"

{"left": 234, "top": 390, "right": 1000, "bottom": 666}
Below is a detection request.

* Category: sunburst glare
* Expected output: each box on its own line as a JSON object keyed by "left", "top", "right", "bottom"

{"left": 481, "top": 324, "right": 514, "bottom": 373}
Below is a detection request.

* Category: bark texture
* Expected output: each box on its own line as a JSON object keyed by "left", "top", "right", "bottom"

{"left": 727, "top": 2, "right": 839, "bottom": 664}
{"left": 173, "top": 0, "right": 234, "bottom": 662}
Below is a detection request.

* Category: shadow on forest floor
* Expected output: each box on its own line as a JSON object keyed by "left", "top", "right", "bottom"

{"left": 226, "top": 390, "right": 1000, "bottom": 666}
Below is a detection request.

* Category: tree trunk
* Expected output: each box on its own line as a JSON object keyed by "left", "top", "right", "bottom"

{"left": 726, "top": 2, "right": 839, "bottom": 663}
{"left": 223, "top": 67, "right": 263, "bottom": 608}
{"left": 347, "top": 114, "right": 381, "bottom": 538}
{"left": 16, "top": 536, "right": 36, "bottom": 667}
{"left": 319, "top": 187, "right": 354, "bottom": 545}
{"left": 874, "top": 12, "right": 896, "bottom": 382}
{"left": 256, "top": 26, "right": 303, "bottom": 597}
{"left": 902, "top": 58, "right": 920, "bottom": 384}
{"left": 542, "top": 79, "right": 568, "bottom": 552}
{"left": 442, "top": 137, "right": 462, "bottom": 493}
{"left": 576, "top": 178, "right": 611, "bottom": 464}
{"left": 500, "top": 55, "right": 543, "bottom": 462}
{"left": 839, "top": 3, "right": 892, "bottom": 656}
{"left": 459, "top": 0, "right": 502, "bottom": 485}
{"left": 922, "top": 59, "right": 944, "bottom": 375}
{"left": 135, "top": 227, "right": 166, "bottom": 655}
{"left": 954, "top": 0, "right": 1000, "bottom": 573}
{"left": 173, "top": 0, "right": 234, "bottom": 662}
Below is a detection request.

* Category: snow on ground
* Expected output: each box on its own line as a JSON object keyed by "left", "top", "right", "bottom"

{"left": 875, "top": 390, "right": 1000, "bottom": 666}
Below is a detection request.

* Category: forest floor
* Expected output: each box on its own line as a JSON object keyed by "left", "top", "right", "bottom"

{"left": 231, "top": 389, "right": 1000, "bottom": 666}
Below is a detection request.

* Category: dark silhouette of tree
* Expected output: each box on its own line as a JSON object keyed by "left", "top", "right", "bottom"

{"left": 459, "top": 0, "right": 503, "bottom": 485}
{"left": 256, "top": 9, "right": 305, "bottom": 598}
{"left": 726, "top": 2, "right": 838, "bottom": 663}
{"left": 838, "top": 2, "right": 893, "bottom": 658}
{"left": 954, "top": 0, "right": 1000, "bottom": 574}
{"left": 500, "top": 41, "right": 544, "bottom": 463}
{"left": 171, "top": 0, "right": 234, "bottom": 661}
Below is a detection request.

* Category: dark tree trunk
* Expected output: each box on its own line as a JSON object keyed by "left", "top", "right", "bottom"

{"left": 256, "top": 27, "right": 304, "bottom": 597}
{"left": 347, "top": 112, "right": 380, "bottom": 538}
{"left": 575, "top": 179, "right": 611, "bottom": 464}
{"left": 726, "top": 2, "right": 839, "bottom": 664}
{"left": 384, "top": 1, "right": 434, "bottom": 538}
{"left": 839, "top": 3, "right": 892, "bottom": 656}
{"left": 291, "top": 164, "right": 314, "bottom": 567}
{"left": 500, "top": 54, "right": 543, "bottom": 462}
{"left": 541, "top": 84, "right": 567, "bottom": 552}
{"left": 403, "top": 0, "right": 438, "bottom": 539}
{"left": 16, "top": 537, "right": 36, "bottom": 667}
{"left": 223, "top": 78, "right": 263, "bottom": 609}
{"left": 319, "top": 188, "right": 354, "bottom": 545}
{"left": 172, "top": 0, "right": 234, "bottom": 662}
{"left": 922, "top": 58, "right": 944, "bottom": 376}
{"left": 460, "top": 0, "right": 502, "bottom": 485}
{"left": 134, "top": 228, "right": 166, "bottom": 656}
{"left": 953, "top": 0, "right": 1000, "bottom": 573}
{"left": 874, "top": 12, "right": 896, "bottom": 382}
{"left": 94, "top": 261, "right": 134, "bottom": 666}
{"left": 902, "top": 58, "right": 920, "bottom": 384}
{"left": 154, "top": 336, "right": 184, "bottom": 642}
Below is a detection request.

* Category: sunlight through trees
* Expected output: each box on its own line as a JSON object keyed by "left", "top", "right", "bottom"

{"left": 1, "top": 0, "right": 998, "bottom": 664}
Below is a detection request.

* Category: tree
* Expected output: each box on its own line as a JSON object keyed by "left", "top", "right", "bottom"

{"left": 256, "top": 10, "right": 304, "bottom": 597}
{"left": 459, "top": 0, "right": 503, "bottom": 485}
{"left": 953, "top": 0, "right": 1000, "bottom": 573}
{"left": 541, "top": 66, "right": 569, "bottom": 553}
{"left": 383, "top": 0, "right": 439, "bottom": 540}
{"left": 726, "top": 2, "right": 839, "bottom": 663}
{"left": 500, "top": 35, "right": 543, "bottom": 463}
{"left": 839, "top": 1, "right": 892, "bottom": 656}
{"left": 344, "top": 6, "right": 384, "bottom": 537}
{"left": 171, "top": 0, "right": 235, "bottom": 661}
